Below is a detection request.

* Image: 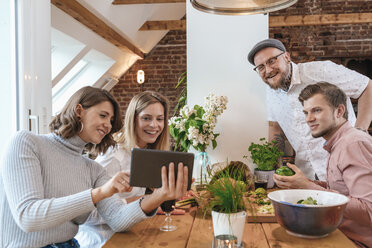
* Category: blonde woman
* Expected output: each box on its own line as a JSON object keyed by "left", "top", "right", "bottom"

{"left": 100, "top": 91, "right": 170, "bottom": 203}
{"left": 77, "top": 91, "right": 171, "bottom": 247}
{"left": 0, "top": 87, "right": 187, "bottom": 248}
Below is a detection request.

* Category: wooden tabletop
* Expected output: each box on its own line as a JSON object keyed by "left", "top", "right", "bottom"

{"left": 103, "top": 209, "right": 357, "bottom": 248}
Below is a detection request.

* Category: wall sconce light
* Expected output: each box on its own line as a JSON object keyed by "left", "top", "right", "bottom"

{"left": 137, "top": 70, "right": 145, "bottom": 84}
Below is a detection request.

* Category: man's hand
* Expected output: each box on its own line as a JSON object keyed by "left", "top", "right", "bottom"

{"left": 273, "top": 163, "right": 312, "bottom": 189}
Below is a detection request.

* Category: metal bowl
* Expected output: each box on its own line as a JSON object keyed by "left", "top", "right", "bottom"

{"left": 268, "top": 189, "right": 349, "bottom": 238}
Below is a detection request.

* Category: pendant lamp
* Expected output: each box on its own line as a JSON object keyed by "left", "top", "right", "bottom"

{"left": 190, "top": 0, "right": 298, "bottom": 15}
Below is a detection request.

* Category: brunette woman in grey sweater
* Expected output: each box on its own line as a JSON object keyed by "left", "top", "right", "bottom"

{"left": 0, "top": 86, "right": 188, "bottom": 247}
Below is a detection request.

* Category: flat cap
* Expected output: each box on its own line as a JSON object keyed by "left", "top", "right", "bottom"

{"left": 247, "top": 39, "right": 286, "bottom": 65}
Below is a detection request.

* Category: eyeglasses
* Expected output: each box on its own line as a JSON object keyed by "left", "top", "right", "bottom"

{"left": 253, "top": 52, "right": 285, "bottom": 73}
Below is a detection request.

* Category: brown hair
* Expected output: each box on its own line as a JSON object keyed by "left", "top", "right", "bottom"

{"left": 116, "top": 91, "right": 170, "bottom": 151}
{"left": 298, "top": 82, "right": 348, "bottom": 119}
{"left": 49, "top": 86, "right": 123, "bottom": 154}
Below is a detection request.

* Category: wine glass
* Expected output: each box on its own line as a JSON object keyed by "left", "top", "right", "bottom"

{"left": 160, "top": 199, "right": 177, "bottom": 231}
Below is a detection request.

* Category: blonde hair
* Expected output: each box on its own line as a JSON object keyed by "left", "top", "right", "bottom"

{"left": 49, "top": 86, "right": 123, "bottom": 154}
{"left": 116, "top": 91, "right": 170, "bottom": 151}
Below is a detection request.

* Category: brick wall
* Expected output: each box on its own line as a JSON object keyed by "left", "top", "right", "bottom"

{"left": 110, "top": 30, "right": 187, "bottom": 117}
{"left": 269, "top": 0, "right": 372, "bottom": 63}
{"left": 270, "top": 23, "right": 372, "bottom": 63}
{"left": 270, "top": 0, "right": 372, "bottom": 16}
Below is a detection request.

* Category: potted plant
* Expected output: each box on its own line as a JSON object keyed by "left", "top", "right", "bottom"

{"left": 176, "top": 161, "right": 253, "bottom": 246}
{"left": 169, "top": 93, "right": 228, "bottom": 189}
{"left": 207, "top": 169, "right": 247, "bottom": 247}
{"left": 176, "top": 161, "right": 254, "bottom": 209}
{"left": 244, "top": 138, "right": 283, "bottom": 188}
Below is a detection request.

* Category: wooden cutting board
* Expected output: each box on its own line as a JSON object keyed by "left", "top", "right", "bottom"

{"left": 245, "top": 188, "right": 278, "bottom": 223}
{"left": 246, "top": 205, "right": 277, "bottom": 223}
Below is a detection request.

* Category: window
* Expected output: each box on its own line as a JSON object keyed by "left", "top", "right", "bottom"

{"left": 51, "top": 44, "right": 115, "bottom": 115}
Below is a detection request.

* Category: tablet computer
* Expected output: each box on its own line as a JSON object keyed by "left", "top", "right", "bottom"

{"left": 129, "top": 148, "right": 194, "bottom": 190}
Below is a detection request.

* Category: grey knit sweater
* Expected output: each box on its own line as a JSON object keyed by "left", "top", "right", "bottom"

{"left": 0, "top": 131, "right": 150, "bottom": 247}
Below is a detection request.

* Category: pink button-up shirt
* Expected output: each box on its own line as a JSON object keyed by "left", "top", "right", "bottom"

{"left": 307, "top": 122, "right": 372, "bottom": 247}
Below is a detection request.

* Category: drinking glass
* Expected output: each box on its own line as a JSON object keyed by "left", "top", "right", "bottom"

{"left": 160, "top": 199, "right": 177, "bottom": 231}
{"left": 254, "top": 174, "right": 268, "bottom": 190}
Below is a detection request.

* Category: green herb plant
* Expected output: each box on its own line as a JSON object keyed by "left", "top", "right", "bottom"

{"left": 176, "top": 160, "right": 254, "bottom": 212}
{"left": 244, "top": 138, "right": 284, "bottom": 171}
{"left": 207, "top": 169, "right": 246, "bottom": 214}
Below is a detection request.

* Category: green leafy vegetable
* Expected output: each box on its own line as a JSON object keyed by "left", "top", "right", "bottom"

{"left": 297, "top": 197, "right": 318, "bottom": 205}
{"left": 275, "top": 166, "right": 295, "bottom": 176}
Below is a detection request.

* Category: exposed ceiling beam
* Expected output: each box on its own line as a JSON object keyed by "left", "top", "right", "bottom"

{"left": 140, "top": 12, "right": 372, "bottom": 31}
{"left": 113, "top": 0, "right": 185, "bottom": 4}
{"left": 270, "top": 13, "right": 372, "bottom": 27}
{"left": 139, "top": 20, "right": 186, "bottom": 31}
{"left": 52, "top": 0, "right": 144, "bottom": 59}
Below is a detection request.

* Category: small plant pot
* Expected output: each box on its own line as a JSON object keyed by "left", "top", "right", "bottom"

{"left": 212, "top": 211, "right": 246, "bottom": 246}
{"left": 254, "top": 169, "right": 275, "bottom": 188}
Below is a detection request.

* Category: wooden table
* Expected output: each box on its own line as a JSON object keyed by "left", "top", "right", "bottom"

{"left": 103, "top": 209, "right": 357, "bottom": 248}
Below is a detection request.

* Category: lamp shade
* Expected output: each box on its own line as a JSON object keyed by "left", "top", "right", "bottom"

{"left": 190, "top": 0, "right": 297, "bottom": 15}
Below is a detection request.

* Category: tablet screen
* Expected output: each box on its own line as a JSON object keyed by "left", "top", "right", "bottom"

{"left": 129, "top": 148, "right": 194, "bottom": 190}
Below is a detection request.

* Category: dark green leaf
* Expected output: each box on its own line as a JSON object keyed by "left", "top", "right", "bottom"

{"left": 212, "top": 139, "right": 217, "bottom": 149}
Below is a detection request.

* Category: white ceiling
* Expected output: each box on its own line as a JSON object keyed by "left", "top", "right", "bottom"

{"left": 79, "top": 0, "right": 186, "bottom": 53}
{"left": 51, "top": 0, "right": 186, "bottom": 89}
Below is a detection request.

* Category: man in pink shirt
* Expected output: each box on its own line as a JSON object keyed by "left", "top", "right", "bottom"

{"left": 273, "top": 82, "right": 372, "bottom": 248}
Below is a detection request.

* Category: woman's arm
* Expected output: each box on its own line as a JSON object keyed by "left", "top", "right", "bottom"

{"left": 96, "top": 163, "right": 188, "bottom": 232}
{"left": 2, "top": 131, "right": 95, "bottom": 232}
{"left": 94, "top": 148, "right": 145, "bottom": 204}
{"left": 91, "top": 171, "right": 132, "bottom": 204}
{"left": 126, "top": 195, "right": 143, "bottom": 203}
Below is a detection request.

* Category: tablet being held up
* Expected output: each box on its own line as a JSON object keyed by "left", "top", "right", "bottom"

{"left": 130, "top": 148, "right": 194, "bottom": 190}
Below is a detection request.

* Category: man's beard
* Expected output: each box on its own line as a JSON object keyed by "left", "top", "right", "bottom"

{"left": 264, "top": 64, "right": 292, "bottom": 91}
{"left": 311, "top": 125, "right": 334, "bottom": 138}
{"left": 311, "top": 118, "right": 337, "bottom": 138}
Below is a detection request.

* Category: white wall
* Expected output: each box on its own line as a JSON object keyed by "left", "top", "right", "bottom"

{"left": 0, "top": 0, "right": 17, "bottom": 154}
{"left": 187, "top": 2, "right": 269, "bottom": 170}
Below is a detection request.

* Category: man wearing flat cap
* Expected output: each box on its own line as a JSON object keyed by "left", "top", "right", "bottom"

{"left": 248, "top": 38, "right": 372, "bottom": 180}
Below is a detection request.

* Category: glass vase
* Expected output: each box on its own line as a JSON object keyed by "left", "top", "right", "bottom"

{"left": 193, "top": 151, "right": 211, "bottom": 191}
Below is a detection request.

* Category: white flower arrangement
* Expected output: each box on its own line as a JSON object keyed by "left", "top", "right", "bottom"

{"left": 169, "top": 93, "right": 228, "bottom": 152}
